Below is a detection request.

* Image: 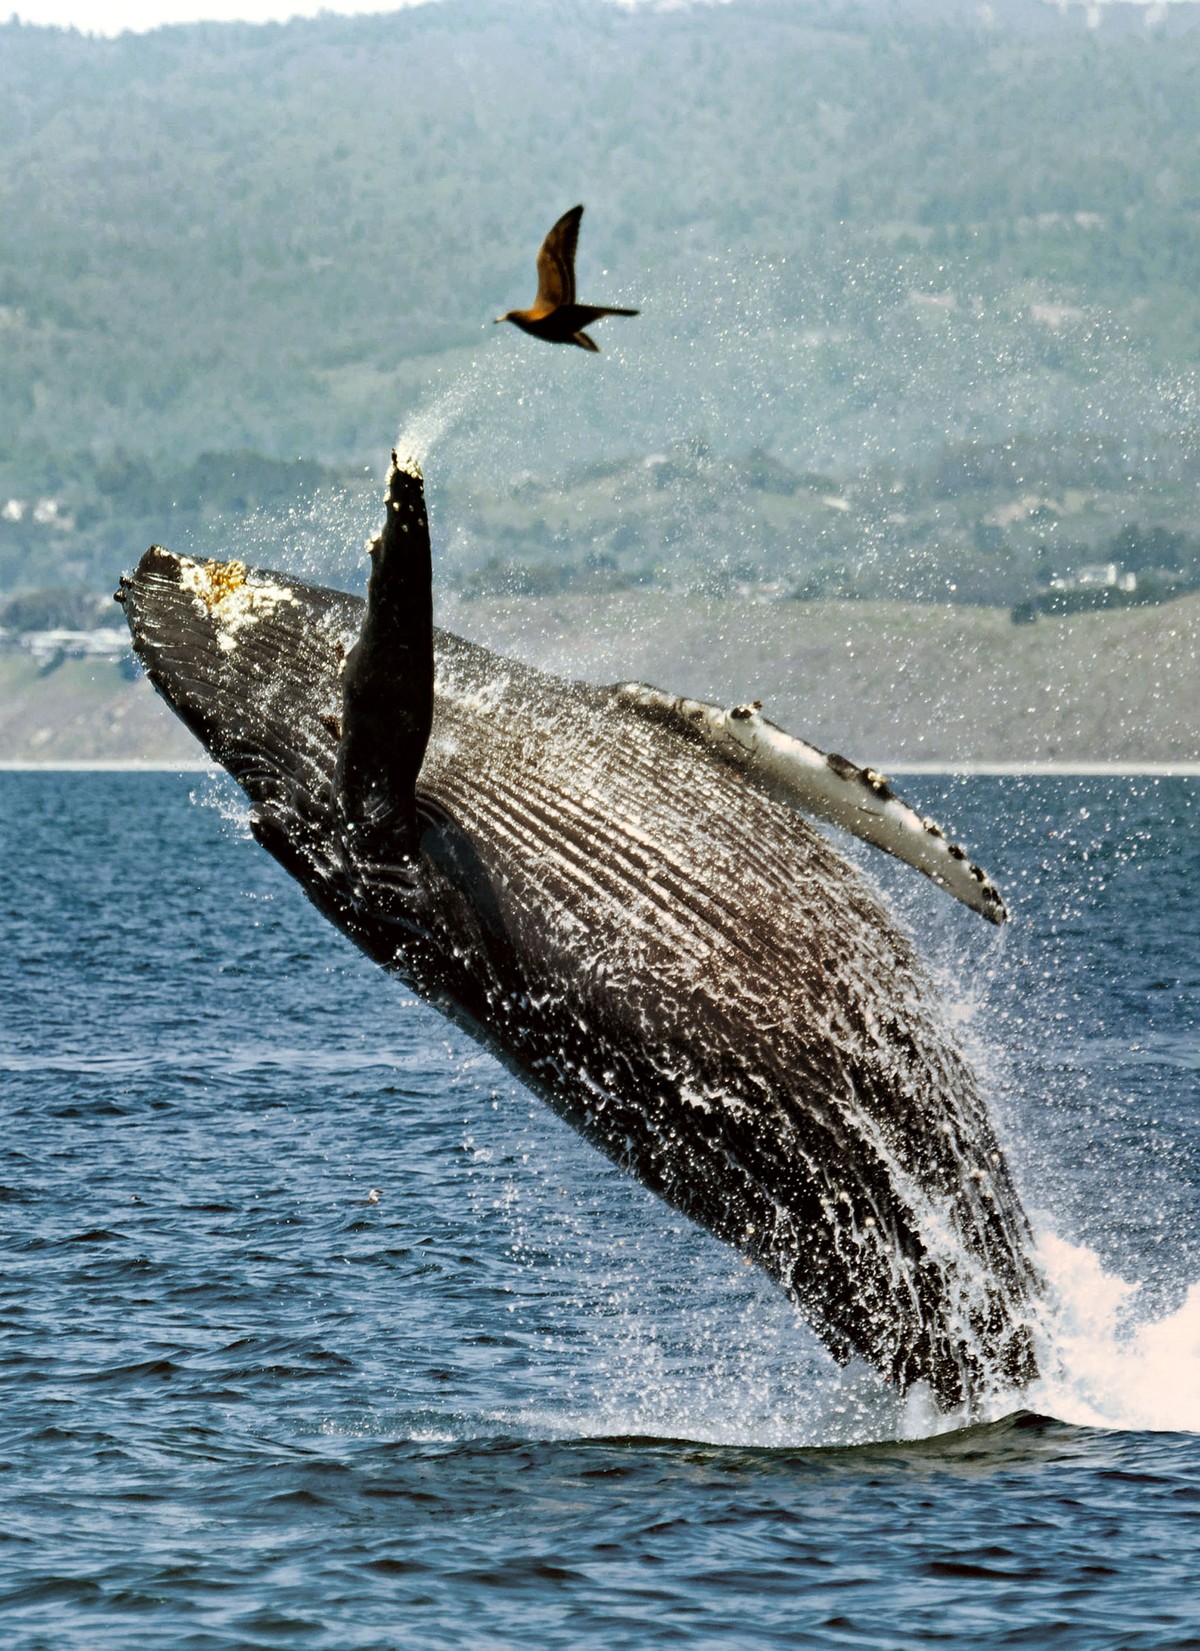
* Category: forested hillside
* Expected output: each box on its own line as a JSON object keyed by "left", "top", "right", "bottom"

{"left": 3, "top": 0, "right": 1200, "bottom": 607}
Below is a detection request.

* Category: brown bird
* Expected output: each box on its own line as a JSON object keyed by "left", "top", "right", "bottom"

{"left": 495, "top": 204, "right": 639, "bottom": 353}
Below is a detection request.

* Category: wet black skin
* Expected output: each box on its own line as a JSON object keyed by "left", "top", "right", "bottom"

{"left": 116, "top": 459, "right": 1042, "bottom": 1412}
{"left": 333, "top": 464, "right": 433, "bottom": 880}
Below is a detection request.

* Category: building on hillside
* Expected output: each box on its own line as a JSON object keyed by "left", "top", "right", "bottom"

{"left": 19, "top": 629, "right": 130, "bottom": 668}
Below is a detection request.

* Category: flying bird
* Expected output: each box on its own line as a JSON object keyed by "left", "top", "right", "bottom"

{"left": 495, "top": 204, "right": 639, "bottom": 353}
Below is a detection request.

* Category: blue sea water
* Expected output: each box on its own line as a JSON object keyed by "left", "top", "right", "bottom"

{"left": 1, "top": 770, "right": 1198, "bottom": 1649}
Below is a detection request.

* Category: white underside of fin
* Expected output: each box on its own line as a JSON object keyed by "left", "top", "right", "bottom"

{"left": 612, "top": 683, "right": 1007, "bottom": 925}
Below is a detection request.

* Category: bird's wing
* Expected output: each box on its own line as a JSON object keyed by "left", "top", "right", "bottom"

{"left": 534, "top": 204, "right": 583, "bottom": 312}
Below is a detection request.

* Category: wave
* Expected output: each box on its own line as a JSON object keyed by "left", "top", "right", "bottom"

{"left": 1028, "top": 1231, "right": 1200, "bottom": 1433}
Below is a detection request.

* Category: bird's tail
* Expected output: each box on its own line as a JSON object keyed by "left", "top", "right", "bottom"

{"left": 575, "top": 305, "right": 640, "bottom": 325}
{"left": 572, "top": 332, "right": 602, "bottom": 353}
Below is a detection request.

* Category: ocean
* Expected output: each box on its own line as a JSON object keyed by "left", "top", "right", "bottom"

{"left": 1, "top": 770, "right": 1197, "bottom": 1648}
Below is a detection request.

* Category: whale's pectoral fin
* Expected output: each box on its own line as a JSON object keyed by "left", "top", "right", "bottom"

{"left": 332, "top": 452, "right": 435, "bottom": 916}
{"left": 610, "top": 682, "right": 1008, "bottom": 925}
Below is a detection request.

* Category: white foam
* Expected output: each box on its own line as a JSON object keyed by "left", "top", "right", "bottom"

{"left": 1028, "top": 1231, "right": 1200, "bottom": 1432}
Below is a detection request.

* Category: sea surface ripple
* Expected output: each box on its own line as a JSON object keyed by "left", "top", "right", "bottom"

{"left": 1, "top": 773, "right": 1197, "bottom": 1648}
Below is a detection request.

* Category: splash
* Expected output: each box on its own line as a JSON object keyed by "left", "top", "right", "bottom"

{"left": 460, "top": 1073, "right": 1017, "bottom": 1451}
{"left": 393, "top": 358, "right": 491, "bottom": 470}
{"left": 393, "top": 339, "right": 539, "bottom": 479}
{"left": 1029, "top": 1231, "right": 1200, "bottom": 1433}
{"left": 474, "top": 1136, "right": 1200, "bottom": 1446}
{"left": 189, "top": 773, "right": 253, "bottom": 839}
{"left": 540, "top": 1290, "right": 974, "bottom": 1451}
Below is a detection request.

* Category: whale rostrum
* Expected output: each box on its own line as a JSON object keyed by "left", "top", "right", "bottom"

{"left": 116, "top": 452, "right": 1042, "bottom": 1412}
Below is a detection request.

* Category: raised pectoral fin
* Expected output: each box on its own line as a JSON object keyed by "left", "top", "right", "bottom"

{"left": 333, "top": 452, "right": 434, "bottom": 885}
{"left": 611, "top": 682, "right": 1007, "bottom": 924}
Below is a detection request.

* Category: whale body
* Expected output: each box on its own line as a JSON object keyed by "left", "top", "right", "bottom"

{"left": 117, "top": 458, "right": 1041, "bottom": 1411}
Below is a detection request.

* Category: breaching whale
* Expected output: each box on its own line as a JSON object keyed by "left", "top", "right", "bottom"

{"left": 116, "top": 454, "right": 1041, "bottom": 1411}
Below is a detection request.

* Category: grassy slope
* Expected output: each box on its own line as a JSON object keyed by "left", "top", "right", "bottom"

{"left": 0, "top": 652, "right": 196, "bottom": 763}
{"left": 450, "top": 590, "right": 1200, "bottom": 764}
{"left": 5, "top": 592, "right": 1196, "bottom": 764}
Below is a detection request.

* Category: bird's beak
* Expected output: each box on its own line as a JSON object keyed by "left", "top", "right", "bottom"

{"left": 494, "top": 316, "right": 505, "bottom": 324}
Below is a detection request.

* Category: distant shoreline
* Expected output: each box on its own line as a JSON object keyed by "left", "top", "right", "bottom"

{"left": 3, "top": 591, "right": 1197, "bottom": 768}
{"left": 3, "top": 760, "right": 1198, "bottom": 778}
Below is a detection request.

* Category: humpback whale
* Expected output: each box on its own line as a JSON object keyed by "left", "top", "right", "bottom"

{"left": 116, "top": 454, "right": 1041, "bottom": 1412}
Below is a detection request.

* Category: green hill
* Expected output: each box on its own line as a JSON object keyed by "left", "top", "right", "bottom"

{"left": 3, "top": 0, "right": 1200, "bottom": 610}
